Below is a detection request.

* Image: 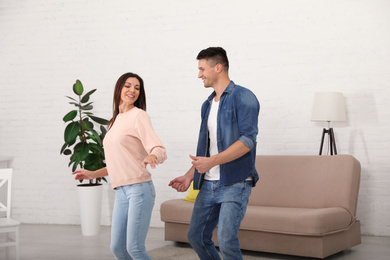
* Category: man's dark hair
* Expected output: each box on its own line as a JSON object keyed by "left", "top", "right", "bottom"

{"left": 197, "top": 47, "right": 229, "bottom": 70}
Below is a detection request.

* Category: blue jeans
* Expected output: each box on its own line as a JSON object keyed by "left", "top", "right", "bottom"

{"left": 110, "top": 181, "right": 155, "bottom": 260}
{"left": 187, "top": 180, "right": 252, "bottom": 260}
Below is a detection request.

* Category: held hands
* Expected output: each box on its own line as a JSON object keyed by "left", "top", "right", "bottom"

{"left": 72, "top": 169, "right": 94, "bottom": 181}
{"left": 169, "top": 175, "right": 192, "bottom": 192}
{"left": 168, "top": 154, "right": 213, "bottom": 193}
{"left": 142, "top": 154, "right": 158, "bottom": 169}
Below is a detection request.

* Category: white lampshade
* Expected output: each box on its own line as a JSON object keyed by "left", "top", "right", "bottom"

{"left": 311, "top": 92, "right": 346, "bottom": 122}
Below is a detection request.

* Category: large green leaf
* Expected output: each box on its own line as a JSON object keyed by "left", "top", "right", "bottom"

{"left": 74, "top": 142, "right": 90, "bottom": 161}
{"left": 63, "top": 110, "right": 77, "bottom": 122}
{"left": 81, "top": 89, "right": 97, "bottom": 103}
{"left": 73, "top": 80, "right": 84, "bottom": 96}
{"left": 67, "top": 138, "right": 76, "bottom": 147}
{"left": 64, "top": 122, "right": 80, "bottom": 144}
{"left": 89, "top": 115, "right": 109, "bottom": 125}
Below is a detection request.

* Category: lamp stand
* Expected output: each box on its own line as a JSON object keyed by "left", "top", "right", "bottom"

{"left": 319, "top": 128, "right": 337, "bottom": 155}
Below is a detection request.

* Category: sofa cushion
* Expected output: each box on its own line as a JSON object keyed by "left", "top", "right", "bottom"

{"left": 161, "top": 199, "right": 194, "bottom": 224}
{"left": 241, "top": 206, "right": 353, "bottom": 236}
{"left": 161, "top": 200, "right": 353, "bottom": 236}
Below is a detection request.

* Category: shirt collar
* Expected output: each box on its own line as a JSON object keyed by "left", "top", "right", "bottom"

{"left": 207, "top": 80, "right": 235, "bottom": 101}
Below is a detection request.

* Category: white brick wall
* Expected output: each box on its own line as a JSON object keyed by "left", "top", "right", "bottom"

{"left": 0, "top": 0, "right": 389, "bottom": 236}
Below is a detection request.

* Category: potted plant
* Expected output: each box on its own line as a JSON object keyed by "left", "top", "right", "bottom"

{"left": 60, "top": 79, "right": 109, "bottom": 236}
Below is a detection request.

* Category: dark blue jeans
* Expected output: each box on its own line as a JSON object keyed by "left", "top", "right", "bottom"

{"left": 187, "top": 180, "right": 252, "bottom": 260}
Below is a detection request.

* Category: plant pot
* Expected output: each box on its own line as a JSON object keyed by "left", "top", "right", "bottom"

{"left": 77, "top": 183, "right": 103, "bottom": 236}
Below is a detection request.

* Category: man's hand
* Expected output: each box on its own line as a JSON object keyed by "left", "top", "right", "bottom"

{"left": 189, "top": 154, "right": 214, "bottom": 173}
{"left": 191, "top": 141, "right": 250, "bottom": 173}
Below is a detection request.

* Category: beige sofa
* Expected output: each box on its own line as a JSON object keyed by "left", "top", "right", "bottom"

{"left": 160, "top": 155, "right": 361, "bottom": 259}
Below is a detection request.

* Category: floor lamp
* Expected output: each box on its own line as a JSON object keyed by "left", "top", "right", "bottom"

{"left": 311, "top": 92, "right": 346, "bottom": 155}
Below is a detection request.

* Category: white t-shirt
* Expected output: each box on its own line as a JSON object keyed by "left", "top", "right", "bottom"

{"left": 205, "top": 98, "right": 220, "bottom": 180}
{"left": 204, "top": 98, "right": 253, "bottom": 182}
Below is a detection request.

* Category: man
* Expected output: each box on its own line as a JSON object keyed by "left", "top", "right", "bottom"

{"left": 169, "top": 47, "right": 260, "bottom": 260}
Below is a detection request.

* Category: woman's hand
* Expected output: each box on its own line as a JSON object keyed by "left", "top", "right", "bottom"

{"left": 72, "top": 169, "right": 95, "bottom": 181}
{"left": 142, "top": 154, "right": 158, "bottom": 169}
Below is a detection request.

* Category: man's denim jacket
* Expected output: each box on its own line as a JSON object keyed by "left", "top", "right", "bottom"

{"left": 193, "top": 81, "right": 260, "bottom": 190}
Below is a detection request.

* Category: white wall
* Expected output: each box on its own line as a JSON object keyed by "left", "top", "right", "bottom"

{"left": 0, "top": 0, "right": 389, "bottom": 236}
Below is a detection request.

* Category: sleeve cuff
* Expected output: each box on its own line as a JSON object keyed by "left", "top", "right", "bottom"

{"left": 239, "top": 136, "right": 255, "bottom": 150}
{"left": 151, "top": 147, "right": 167, "bottom": 164}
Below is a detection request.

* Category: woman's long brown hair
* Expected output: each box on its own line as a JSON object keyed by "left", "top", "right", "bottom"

{"left": 108, "top": 72, "right": 146, "bottom": 129}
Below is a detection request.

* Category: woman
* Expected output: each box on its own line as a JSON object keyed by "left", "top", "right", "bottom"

{"left": 73, "top": 72, "right": 167, "bottom": 260}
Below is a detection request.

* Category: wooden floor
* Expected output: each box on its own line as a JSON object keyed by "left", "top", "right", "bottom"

{"left": 1, "top": 224, "right": 390, "bottom": 260}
